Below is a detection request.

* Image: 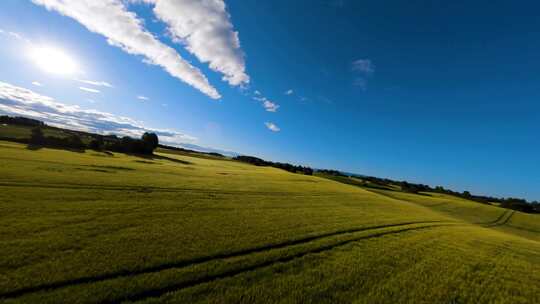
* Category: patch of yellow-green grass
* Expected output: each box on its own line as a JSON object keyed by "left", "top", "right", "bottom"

{"left": 0, "top": 140, "right": 538, "bottom": 303}
{"left": 496, "top": 211, "right": 540, "bottom": 241}
{"left": 131, "top": 226, "right": 540, "bottom": 304}
{"left": 0, "top": 124, "right": 30, "bottom": 139}
{"left": 0, "top": 124, "right": 71, "bottom": 140}
{"left": 363, "top": 188, "right": 540, "bottom": 242}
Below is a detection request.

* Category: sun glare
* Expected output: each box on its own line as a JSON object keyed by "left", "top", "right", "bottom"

{"left": 30, "top": 46, "right": 78, "bottom": 75}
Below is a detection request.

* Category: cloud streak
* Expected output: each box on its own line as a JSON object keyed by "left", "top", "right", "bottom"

{"left": 0, "top": 81, "right": 196, "bottom": 145}
{"left": 264, "top": 122, "right": 280, "bottom": 132}
{"left": 352, "top": 58, "right": 375, "bottom": 90}
{"left": 76, "top": 79, "right": 113, "bottom": 88}
{"left": 253, "top": 95, "right": 280, "bottom": 112}
{"left": 137, "top": 95, "right": 149, "bottom": 101}
{"left": 263, "top": 99, "right": 279, "bottom": 112}
{"left": 148, "top": 0, "right": 249, "bottom": 86}
{"left": 32, "top": 0, "right": 220, "bottom": 99}
{"left": 352, "top": 59, "right": 374, "bottom": 74}
{"left": 79, "top": 87, "right": 100, "bottom": 93}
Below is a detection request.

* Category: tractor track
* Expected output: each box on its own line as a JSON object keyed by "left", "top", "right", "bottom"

{"left": 0, "top": 181, "right": 312, "bottom": 196}
{"left": 0, "top": 220, "right": 457, "bottom": 300}
{"left": 483, "top": 210, "right": 515, "bottom": 227}
{"left": 101, "top": 223, "right": 461, "bottom": 304}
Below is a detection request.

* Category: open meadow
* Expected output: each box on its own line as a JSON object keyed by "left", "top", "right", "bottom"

{"left": 0, "top": 140, "right": 539, "bottom": 303}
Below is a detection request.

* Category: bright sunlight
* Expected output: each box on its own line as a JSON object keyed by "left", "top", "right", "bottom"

{"left": 29, "top": 46, "right": 78, "bottom": 75}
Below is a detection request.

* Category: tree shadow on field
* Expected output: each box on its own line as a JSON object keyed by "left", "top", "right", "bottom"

{"left": 129, "top": 153, "right": 193, "bottom": 165}
{"left": 26, "top": 144, "right": 85, "bottom": 153}
{"left": 26, "top": 144, "right": 43, "bottom": 151}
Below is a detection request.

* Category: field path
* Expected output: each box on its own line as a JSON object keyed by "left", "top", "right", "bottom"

{"left": 99, "top": 223, "right": 462, "bottom": 304}
{"left": 482, "top": 210, "right": 515, "bottom": 227}
{"left": 0, "top": 221, "right": 458, "bottom": 300}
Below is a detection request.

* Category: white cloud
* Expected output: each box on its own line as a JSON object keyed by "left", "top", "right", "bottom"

{"left": 148, "top": 0, "right": 249, "bottom": 86}
{"left": 353, "top": 78, "right": 367, "bottom": 90}
{"left": 0, "top": 29, "right": 31, "bottom": 44}
{"left": 76, "top": 79, "right": 113, "bottom": 88}
{"left": 253, "top": 95, "right": 280, "bottom": 112}
{"left": 285, "top": 89, "right": 294, "bottom": 95}
{"left": 263, "top": 99, "right": 279, "bottom": 112}
{"left": 137, "top": 95, "right": 150, "bottom": 101}
{"left": 0, "top": 81, "right": 196, "bottom": 145}
{"left": 32, "top": 81, "right": 43, "bottom": 87}
{"left": 264, "top": 122, "right": 280, "bottom": 132}
{"left": 352, "top": 59, "right": 374, "bottom": 90}
{"left": 352, "top": 59, "right": 374, "bottom": 74}
{"left": 254, "top": 90, "right": 261, "bottom": 95}
{"left": 79, "top": 87, "right": 100, "bottom": 93}
{"left": 32, "top": 0, "right": 220, "bottom": 99}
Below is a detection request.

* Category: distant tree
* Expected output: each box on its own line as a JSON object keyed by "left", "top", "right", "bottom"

{"left": 463, "top": 191, "right": 471, "bottom": 197}
{"left": 121, "top": 136, "right": 134, "bottom": 153}
{"left": 67, "top": 134, "right": 85, "bottom": 149}
{"left": 434, "top": 186, "right": 445, "bottom": 193}
{"left": 1, "top": 116, "right": 45, "bottom": 127}
{"left": 400, "top": 181, "right": 420, "bottom": 194}
{"left": 303, "top": 167, "right": 313, "bottom": 175}
{"left": 29, "top": 127, "right": 45, "bottom": 145}
{"left": 89, "top": 135, "right": 104, "bottom": 150}
{"left": 142, "top": 132, "right": 159, "bottom": 153}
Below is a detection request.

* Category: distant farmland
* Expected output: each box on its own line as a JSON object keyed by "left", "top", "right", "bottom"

{"left": 0, "top": 140, "right": 538, "bottom": 303}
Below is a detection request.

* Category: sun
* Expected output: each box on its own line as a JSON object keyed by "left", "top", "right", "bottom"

{"left": 29, "top": 46, "right": 78, "bottom": 75}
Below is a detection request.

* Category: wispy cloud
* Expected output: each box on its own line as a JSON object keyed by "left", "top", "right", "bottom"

{"left": 285, "top": 89, "right": 294, "bottom": 95}
{"left": 352, "top": 59, "right": 375, "bottom": 74}
{"left": 263, "top": 99, "right": 279, "bottom": 112}
{"left": 353, "top": 78, "right": 367, "bottom": 90}
{"left": 265, "top": 122, "right": 280, "bottom": 132}
{"left": 76, "top": 79, "right": 113, "bottom": 88}
{"left": 253, "top": 95, "right": 280, "bottom": 112}
{"left": 0, "top": 28, "right": 32, "bottom": 44}
{"left": 79, "top": 87, "right": 100, "bottom": 93}
{"left": 147, "top": 0, "right": 249, "bottom": 87}
{"left": 0, "top": 81, "right": 196, "bottom": 145}
{"left": 32, "top": 81, "right": 43, "bottom": 87}
{"left": 137, "top": 95, "right": 149, "bottom": 101}
{"left": 352, "top": 58, "right": 375, "bottom": 90}
{"left": 32, "top": 0, "right": 220, "bottom": 99}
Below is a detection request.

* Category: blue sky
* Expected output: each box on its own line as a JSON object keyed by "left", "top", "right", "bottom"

{"left": 0, "top": 0, "right": 539, "bottom": 200}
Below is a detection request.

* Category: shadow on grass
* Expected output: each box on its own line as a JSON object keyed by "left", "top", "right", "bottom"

{"left": 26, "top": 144, "right": 85, "bottom": 153}
{"left": 140, "top": 153, "right": 193, "bottom": 165}
{"left": 24, "top": 142, "right": 192, "bottom": 166}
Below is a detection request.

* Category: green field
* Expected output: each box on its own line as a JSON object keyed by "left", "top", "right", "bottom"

{"left": 0, "top": 140, "right": 538, "bottom": 303}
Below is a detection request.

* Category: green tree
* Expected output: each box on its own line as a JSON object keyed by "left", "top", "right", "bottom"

{"left": 141, "top": 132, "right": 159, "bottom": 153}
{"left": 29, "top": 127, "right": 45, "bottom": 145}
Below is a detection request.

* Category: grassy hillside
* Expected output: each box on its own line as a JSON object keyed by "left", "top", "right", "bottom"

{"left": 0, "top": 141, "right": 538, "bottom": 303}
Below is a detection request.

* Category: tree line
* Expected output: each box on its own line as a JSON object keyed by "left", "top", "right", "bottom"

{"left": 352, "top": 174, "right": 539, "bottom": 213}
{"left": 29, "top": 126, "right": 159, "bottom": 155}
{"left": 233, "top": 155, "right": 314, "bottom": 175}
{"left": 0, "top": 116, "right": 45, "bottom": 127}
{"left": 1, "top": 115, "right": 538, "bottom": 212}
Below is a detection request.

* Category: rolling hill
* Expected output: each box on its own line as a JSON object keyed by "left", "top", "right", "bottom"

{"left": 0, "top": 140, "right": 538, "bottom": 303}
